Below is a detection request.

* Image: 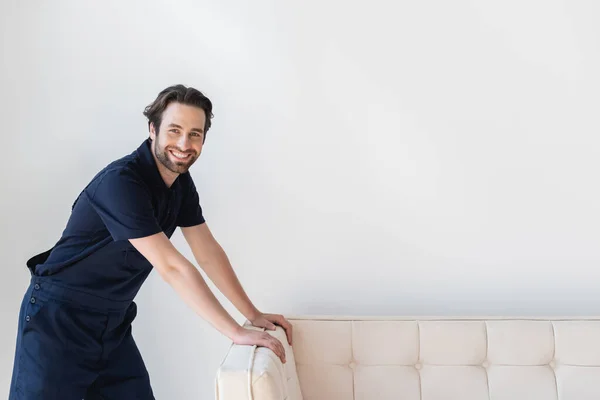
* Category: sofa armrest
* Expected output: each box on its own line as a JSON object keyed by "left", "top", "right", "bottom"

{"left": 215, "top": 323, "right": 303, "bottom": 400}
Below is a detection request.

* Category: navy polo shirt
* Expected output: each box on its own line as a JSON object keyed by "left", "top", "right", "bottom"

{"left": 29, "top": 138, "right": 205, "bottom": 301}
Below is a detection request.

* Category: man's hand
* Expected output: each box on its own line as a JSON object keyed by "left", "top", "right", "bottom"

{"left": 249, "top": 313, "right": 293, "bottom": 346}
{"left": 233, "top": 328, "right": 287, "bottom": 363}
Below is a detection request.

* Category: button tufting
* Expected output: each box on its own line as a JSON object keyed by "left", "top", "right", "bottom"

{"left": 415, "top": 363, "right": 422, "bottom": 370}
{"left": 348, "top": 361, "right": 356, "bottom": 369}
{"left": 549, "top": 360, "right": 556, "bottom": 368}
{"left": 482, "top": 360, "right": 490, "bottom": 368}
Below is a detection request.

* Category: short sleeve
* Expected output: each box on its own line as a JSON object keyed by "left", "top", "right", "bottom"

{"left": 176, "top": 174, "right": 205, "bottom": 227}
{"left": 87, "top": 169, "right": 163, "bottom": 241}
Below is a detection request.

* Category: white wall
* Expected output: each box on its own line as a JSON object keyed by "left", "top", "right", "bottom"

{"left": 2, "top": 0, "right": 600, "bottom": 398}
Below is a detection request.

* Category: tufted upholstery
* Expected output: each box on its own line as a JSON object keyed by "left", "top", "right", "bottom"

{"left": 215, "top": 317, "right": 600, "bottom": 400}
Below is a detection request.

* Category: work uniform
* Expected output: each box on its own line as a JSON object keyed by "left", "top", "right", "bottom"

{"left": 9, "top": 138, "right": 205, "bottom": 399}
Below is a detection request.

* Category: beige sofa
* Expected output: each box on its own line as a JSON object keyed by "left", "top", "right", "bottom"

{"left": 215, "top": 316, "right": 600, "bottom": 400}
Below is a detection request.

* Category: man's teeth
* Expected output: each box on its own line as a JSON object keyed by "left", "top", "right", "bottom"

{"left": 171, "top": 151, "right": 190, "bottom": 159}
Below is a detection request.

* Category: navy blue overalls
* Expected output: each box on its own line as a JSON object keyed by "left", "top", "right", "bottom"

{"left": 9, "top": 138, "right": 205, "bottom": 399}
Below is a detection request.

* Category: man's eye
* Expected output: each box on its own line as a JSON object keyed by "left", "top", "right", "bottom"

{"left": 170, "top": 129, "right": 179, "bottom": 134}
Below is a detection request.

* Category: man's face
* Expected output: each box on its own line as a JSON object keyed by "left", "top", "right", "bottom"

{"left": 150, "top": 102, "right": 206, "bottom": 175}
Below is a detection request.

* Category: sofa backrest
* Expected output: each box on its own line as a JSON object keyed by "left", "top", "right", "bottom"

{"left": 290, "top": 316, "right": 600, "bottom": 400}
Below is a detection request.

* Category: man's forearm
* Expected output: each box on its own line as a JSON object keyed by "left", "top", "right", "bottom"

{"left": 198, "top": 249, "right": 261, "bottom": 321}
{"left": 160, "top": 259, "right": 244, "bottom": 339}
{"left": 129, "top": 231, "right": 247, "bottom": 339}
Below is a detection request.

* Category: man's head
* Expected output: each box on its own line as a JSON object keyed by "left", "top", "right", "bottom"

{"left": 143, "top": 84, "right": 213, "bottom": 175}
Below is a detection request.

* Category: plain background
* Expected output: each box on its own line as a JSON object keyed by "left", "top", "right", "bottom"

{"left": 2, "top": 0, "right": 600, "bottom": 398}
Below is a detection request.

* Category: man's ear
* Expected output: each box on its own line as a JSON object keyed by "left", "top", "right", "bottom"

{"left": 149, "top": 122, "right": 157, "bottom": 141}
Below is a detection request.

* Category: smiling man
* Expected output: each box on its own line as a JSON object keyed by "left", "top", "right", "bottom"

{"left": 9, "top": 84, "right": 291, "bottom": 400}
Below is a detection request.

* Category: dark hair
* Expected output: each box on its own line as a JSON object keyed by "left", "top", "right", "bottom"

{"left": 143, "top": 84, "right": 214, "bottom": 142}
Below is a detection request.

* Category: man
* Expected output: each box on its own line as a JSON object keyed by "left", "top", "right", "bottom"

{"left": 9, "top": 84, "right": 292, "bottom": 399}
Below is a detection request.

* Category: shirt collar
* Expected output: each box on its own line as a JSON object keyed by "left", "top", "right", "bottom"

{"left": 136, "top": 138, "right": 178, "bottom": 192}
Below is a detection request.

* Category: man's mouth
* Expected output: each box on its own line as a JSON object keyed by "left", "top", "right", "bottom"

{"left": 169, "top": 149, "right": 193, "bottom": 161}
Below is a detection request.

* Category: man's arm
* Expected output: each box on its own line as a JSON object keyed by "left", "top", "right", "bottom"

{"left": 129, "top": 232, "right": 287, "bottom": 362}
{"left": 181, "top": 223, "right": 293, "bottom": 345}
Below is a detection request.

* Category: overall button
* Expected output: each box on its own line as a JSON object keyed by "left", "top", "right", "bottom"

{"left": 25, "top": 316, "right": 31, "bottom": 322}
{"left": 30, "top": 297, "right": 36, "bottom": 304}
{"left": 34, "top": 284, "right": 40, "bottom": 290}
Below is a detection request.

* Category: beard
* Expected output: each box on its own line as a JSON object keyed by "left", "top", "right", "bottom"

{"left": 153, "top": 142, "right": 198, "bottom": 174}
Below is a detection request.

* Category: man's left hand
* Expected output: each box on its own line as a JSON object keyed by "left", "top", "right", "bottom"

{"left": 250, "top": 313, "right": 293, "bottom": 346}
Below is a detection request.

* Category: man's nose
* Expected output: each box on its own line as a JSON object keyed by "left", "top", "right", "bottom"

{"left": 177, "top": 134, "right": 191, "bottom": 150}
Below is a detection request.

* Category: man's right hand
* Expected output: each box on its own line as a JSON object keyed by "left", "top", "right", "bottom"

{"left": 232, "top": 328, "right": 287, "bottom": 364}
